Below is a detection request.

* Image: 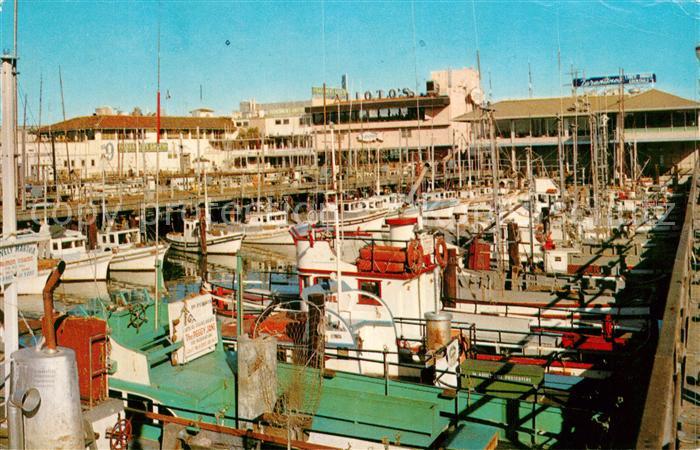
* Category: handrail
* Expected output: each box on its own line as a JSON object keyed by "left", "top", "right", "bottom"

{"left": 636, "top": 153, "right": 699, "bottom": 449}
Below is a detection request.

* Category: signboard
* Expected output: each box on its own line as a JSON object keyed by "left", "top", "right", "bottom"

{"left": 168, "top": 293, "right": 218, "bottom": 364}
{"left": 459, "top": 359, "right": 544, "bottom": 399}
{"left": 357, "top": 131, "right": 383, "bottom": 143}
{"left": 0, "top": 243, "right": 38, "bottom": 285}
{"left": 117, "top": 142, "right": 169, "bottom": 153}
{"left": 572, "top": 73, "right": 656, "bottom": 88}
{"left": 311, "top": 86, "right": 348, "bottom": 100}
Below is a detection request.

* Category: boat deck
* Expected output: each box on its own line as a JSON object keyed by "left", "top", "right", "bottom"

{"left": 110, "top": 343, "right": 566, "bottom": 448}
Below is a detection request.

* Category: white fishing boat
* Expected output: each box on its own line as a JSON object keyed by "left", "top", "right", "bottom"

{"left": 318, "top": 193, "right": 388, "bottom": 233}
{"left": 419, "top": 190, "right": 460, "bottom": 229}
{"left": 98, "top": 226, "right": 168, "bottom": 271}
{"left": 242, "top": 209, "right": 294, "bottom": 247}
{"left": 42, "top": 227, "right": 112, "bottom": 282}
{"left": 166, "top": 215, "right": 244, "bottom": 254}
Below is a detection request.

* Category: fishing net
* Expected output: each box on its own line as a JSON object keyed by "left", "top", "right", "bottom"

{"left": 253, "top": 300, "right": 325, "bottom": 442}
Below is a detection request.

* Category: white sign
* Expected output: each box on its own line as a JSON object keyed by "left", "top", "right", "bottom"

{"left": 168, "top": 293, "right": 218, "bottom": 364}
{"left": 0, "top": 243, "right": 38, "bottom": 285}
{"left": 357, "top": 131, "right": 383, "bottom": 143}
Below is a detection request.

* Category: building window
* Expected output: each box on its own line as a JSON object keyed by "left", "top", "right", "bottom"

{"left": 283, "top": 118, "right": 290, "bottom": 125}
{"left": 91, "top": 159, "right": 96, "bottom": 167}
{"left": 357, "top": 279, "right": 381, "bottom": 306}
{"left": 81, "top": 160, "right": 86, "bottom": 167}
{"left": 63, "top": 160, "right": 68, "bottom": 167}
{"left": 275, "top": 119, "right": 282, "bottom": 125}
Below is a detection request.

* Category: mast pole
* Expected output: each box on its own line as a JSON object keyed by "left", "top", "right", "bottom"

{"left": 489, "top": 110, "right": 502, "bottom": 274}
{"left": 2, "top": 0, "right": 19, "bottom": 405}
{"left": 154, "top": 1, "right": 161, "bottom": 330}
{"left": 20, "top": 93, "right": 26, "bottom": 210}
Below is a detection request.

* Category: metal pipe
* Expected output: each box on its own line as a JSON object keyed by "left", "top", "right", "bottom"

{"left": 8, "top": 397, "right": 23, "bottom": 450}
{"left": 42, "top": 260, "right": 65, "bottom": 352}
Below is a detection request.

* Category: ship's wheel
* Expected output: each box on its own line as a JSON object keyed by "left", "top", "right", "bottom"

{"left": 127, "top": 303, "right": 147, "bottom": 330}
{"left": 108, "top": 418, "right": 132, "bottom": 450}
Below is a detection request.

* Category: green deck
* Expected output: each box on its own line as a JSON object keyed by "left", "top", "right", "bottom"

{"left": 102, "top": 292, "right": 566, "bottom": 448}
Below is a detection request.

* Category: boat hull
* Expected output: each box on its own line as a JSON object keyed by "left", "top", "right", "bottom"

{"left": 60, "top": 252, "right": 113, "bottom": 282}
{"left": 242, "top": 227, "right": 294, "bottom": 246}
{"left": 109, "top": 244, "right": 168, "bottom": 271}
{"left": 166, "top": 232, "right": 243, "bottom": 254}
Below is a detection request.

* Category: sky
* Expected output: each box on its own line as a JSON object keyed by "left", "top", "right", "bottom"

{"left": 1, "top": 0, "right": 698, "bottom": 125}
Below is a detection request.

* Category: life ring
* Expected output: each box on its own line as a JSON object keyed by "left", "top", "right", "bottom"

{"left": 406, "top": 239, "right": 424, "bottom": 273}
{"left": 435, "top": 237, "right": 448, "bottom": 268}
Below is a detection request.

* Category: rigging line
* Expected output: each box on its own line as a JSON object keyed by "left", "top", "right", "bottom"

{"left": 471, "top": 0, "right": 479, "bottom": 55}
{"left": 321, "top": 0, "right": 326, "bottom": 84}
{"left": 410, "top": 0, "right": 421, "bottom": 165}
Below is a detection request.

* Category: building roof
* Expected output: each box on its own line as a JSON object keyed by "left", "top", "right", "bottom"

{"left": 454, "top": 89, "right": 699, "bottom": 122}
{"left": 36, "top": 114, "right": 235, "bottom": 134}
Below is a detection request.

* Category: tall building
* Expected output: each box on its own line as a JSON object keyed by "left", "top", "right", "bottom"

{"left": 305, "top": 68, "right": 481, "bottom": 184}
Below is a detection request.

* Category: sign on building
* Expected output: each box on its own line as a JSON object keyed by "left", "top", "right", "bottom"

{"left": 0, "top": 243, "right": 38, "bottom": 285}
{"left": 572, "top": 73, "right": 656, "bottom": 88}
{"left": 168, "top": 293, "right": 218, "bottom": 364}
{"left": 311, "top": 86, "right": 348, "bottom": 100}
{"left": 117, "top": 142, "right": 169, "bottom": 153}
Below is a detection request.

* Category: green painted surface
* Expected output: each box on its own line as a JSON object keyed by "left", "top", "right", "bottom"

{"left": 460, "top": 359, "right": 545, "bottom": 399}
{"left": 102, "top": 292, "right": 566, "bottom": 448}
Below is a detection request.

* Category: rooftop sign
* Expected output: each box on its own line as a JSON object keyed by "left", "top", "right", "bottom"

{"left": 312, "top": 86, "right": 348, "bottom": 100}
{"left": 573, "top": 73, "right": 656, "bottom": 88}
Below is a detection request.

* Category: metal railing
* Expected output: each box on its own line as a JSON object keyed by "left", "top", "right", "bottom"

{"left": 636, "top": 154, "right": 698, "bottom": 449}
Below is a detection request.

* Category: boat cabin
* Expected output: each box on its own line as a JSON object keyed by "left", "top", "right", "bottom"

{"left": 98, "top": 228, "right": 142, "bottom": 249}
{"left": 49, "top": 231, "right": 89, "bottom": 258}
{"left": 246, "top": 211, "right": 288, "bottom": 227}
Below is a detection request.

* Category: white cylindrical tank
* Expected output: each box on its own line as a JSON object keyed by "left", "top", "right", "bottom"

{"left": 424, "top": 311, "right": 452, "bottom": 351}
{"left": 387, "top": 217, "right": 417, "bottom": 242}
{"left": 11, "top": 347, "right": 84, "bottom": 449}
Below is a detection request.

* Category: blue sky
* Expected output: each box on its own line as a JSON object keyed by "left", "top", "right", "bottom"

{"left": 1, "top": 0, "right": 698, "bottom": 125}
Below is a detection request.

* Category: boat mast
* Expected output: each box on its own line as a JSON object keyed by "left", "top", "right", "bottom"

{"left": 2, "top": 0, "right": 19, "bottom": 400}
{"left": 331, "top": 124, "right": 343, "bottom": 309}
{"left": 488, "top": 109, "right": 502, "bottom": 274}
{"left": 154, "top": 3, "right": 161, "bottom": 330}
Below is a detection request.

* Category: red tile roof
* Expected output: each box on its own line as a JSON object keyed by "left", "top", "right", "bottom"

{"left": 37, "top": 115, "right": 235, "bottom": 134}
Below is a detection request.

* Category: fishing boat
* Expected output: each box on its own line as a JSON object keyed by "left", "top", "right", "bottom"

{"left": 16, "top": 225, "right": 112, "bottom": 293}
{"left": 35, "top": 285, "right": 570, "bottom": 449}
{"left": 242, "top": 208, "right": 295, "bottom": 250}
{"left": 98, "top": 225, "right": 168, "bottom": 271}
{"left": 419, "top": 190, "right": 460, "bottom": 229}
{"left": 165, "top": 211, "right": 244, "bottom": 254}
{"left": 318, "top": 192, "right": 388, "bottom": 233}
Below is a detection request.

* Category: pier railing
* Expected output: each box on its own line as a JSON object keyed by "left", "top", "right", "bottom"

{"left": 636, "top": 154, "right": 699, "bottom": 448}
